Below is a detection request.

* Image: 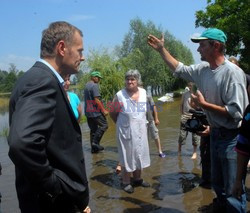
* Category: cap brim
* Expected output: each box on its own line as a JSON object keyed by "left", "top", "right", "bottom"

{"left": 91, "top": 75, "right": 102, "bottom": 78}
{"left": 191, "top": 37, "right": 208, "bottom": 43}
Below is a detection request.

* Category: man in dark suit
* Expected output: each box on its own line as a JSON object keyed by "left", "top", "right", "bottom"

{"left": 8, "top": 21, "right": 90, "bottom": 213}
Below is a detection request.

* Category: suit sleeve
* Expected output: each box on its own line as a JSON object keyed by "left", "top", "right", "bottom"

{"left": 8, "top": 76, "right": 62, "bottom": 198}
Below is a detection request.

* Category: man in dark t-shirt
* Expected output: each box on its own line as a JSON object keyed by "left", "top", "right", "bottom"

{"left": 84, "top": 71, "right": 108, "bottom": 153}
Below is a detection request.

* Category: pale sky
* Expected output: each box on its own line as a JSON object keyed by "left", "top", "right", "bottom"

{"left": 0, "top": 0, "right": 207, "bottom": 71}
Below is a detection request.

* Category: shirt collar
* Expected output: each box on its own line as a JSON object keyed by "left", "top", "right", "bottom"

{"left": 38, "top": 59, "right": 64, "bottom": 84}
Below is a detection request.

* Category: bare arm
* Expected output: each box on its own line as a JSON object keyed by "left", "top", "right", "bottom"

{"left": 191, "top": 90, "right": 231, "bottom": 117}
{"left": 109, "top": 96, "right": 120, "bottom": 123}
{"left": 94, "top": 97, "right": 108, "bottom": 116}
{"left": 153, "top": 105, "right": 160, "bottom": 125}
{"left": 77, "top": 104, "right": 82, "bottom": 123}
{"left": 147, "top": 34, "right": 179, "bottom": 71}
{"left": 232, "top": 152, "right": 249, "bottom": 198}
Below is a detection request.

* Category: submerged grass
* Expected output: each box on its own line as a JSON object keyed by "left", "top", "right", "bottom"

{"left": 0, "top": 97, "right": 9, "bottom": 112}
{"left": 0, "top": 126, "right": 9, "bottom": 138}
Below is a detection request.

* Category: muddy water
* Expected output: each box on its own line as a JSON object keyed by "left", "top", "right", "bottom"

{"left": 0, "top": 98, "right": 249, "bottom": 213}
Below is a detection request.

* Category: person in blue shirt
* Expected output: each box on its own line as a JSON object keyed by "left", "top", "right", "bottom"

{"left": 63, "top": 74, "right": 82, "bottom": 123}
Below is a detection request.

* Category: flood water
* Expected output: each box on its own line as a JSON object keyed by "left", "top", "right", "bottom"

{"left": 0, "top": 97, "right": 249, "bottom": 213}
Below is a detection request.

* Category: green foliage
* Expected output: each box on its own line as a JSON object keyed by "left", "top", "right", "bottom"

{"left": 79, "top": 114, "right": 87, "bottom": 124}
{"left": 195, "top": 0, "right": 250, "bottom": 72}
{"left": 77, "top": 18, "right": 194, "bottom": 101}
{"left": 0, "top": 127, "right": 9, "bottom": 137}
{"left": 0, "top": 63, "right": 24, "bottom": 93}
{"left": 78, "top": 48, "right": 126, "bottom": 102}
{"left": 117, "top": 18, "right": 193, "bottom": 94}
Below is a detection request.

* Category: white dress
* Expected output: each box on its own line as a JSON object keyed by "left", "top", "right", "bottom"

{"left": 116, "top": 87, "right": 150, "bottom": 172}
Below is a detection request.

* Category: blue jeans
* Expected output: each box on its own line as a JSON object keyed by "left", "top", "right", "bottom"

{"left": 210, "top": 127, "right": 246, "bottom": 212}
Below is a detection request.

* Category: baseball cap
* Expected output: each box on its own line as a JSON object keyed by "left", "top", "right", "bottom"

{"left": 90, "top": 71, "right": 102, "bottom": 78}
{"left": 191, "top": 28, "right": 227, "bottom": 43}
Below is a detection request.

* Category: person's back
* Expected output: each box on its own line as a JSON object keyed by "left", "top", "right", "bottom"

{"left": 84, "top": 81, "right": 102, "bottom": 118}
{"left": 181, "top": 90, "right": 193, "bottom": 116}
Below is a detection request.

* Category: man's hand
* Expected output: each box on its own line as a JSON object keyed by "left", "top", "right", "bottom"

{"left": 154, "top": 118, "right": 160, "bottom": 126}
{"left": 103, "top": 109, "right": 109, "bottom": 116}
{"left": 147, "top": 33, "right": 165, "bottom": 52}
{"left": 191, "top": 90, "right": 205, "bottom": 108}
{"left": 197, "top": 125, "right": 210, "bottom": 137}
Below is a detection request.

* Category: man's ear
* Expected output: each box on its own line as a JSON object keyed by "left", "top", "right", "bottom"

{"left": 213, "top": 41, "right": 221, "bottom": 50}
{"left": 57, "top": 40, "right": 66, "bottom": 56}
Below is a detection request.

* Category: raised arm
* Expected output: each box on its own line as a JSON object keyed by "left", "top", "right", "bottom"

{"left": 147, "top": 33, "right": 179, "bottom": 71}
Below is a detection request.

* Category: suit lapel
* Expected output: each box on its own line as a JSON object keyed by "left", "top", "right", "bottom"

{"left": 34, "top": 62, "right": 81, "bottom": 132}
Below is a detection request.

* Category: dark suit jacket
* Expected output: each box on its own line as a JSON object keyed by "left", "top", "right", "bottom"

{"left": 8, "top": 62, "right": 89, "bottom": 213}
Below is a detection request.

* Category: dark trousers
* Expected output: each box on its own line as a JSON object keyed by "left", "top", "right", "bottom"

{"left": 38, "top": 194, "right": 78, "bottom": 213}
{"left": 200, "top": 136, "right": 211, "bottom": 182}
{"left": 18, "top": 193, "right": 80, "bottom": 213}
{"left": 87, "top": 114, "right": 108, "bottom": 146}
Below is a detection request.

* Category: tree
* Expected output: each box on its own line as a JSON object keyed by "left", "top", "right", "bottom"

{"left": 78, "top": 48, "right": 126, "bottom": 102}
{"left": 4, "top": 71, "right": 17, "bottom": 92}
{"left": 117, "top": 18, "right": 193, "bottom": 95}
{"left": 77, "top": 18, "right": 194, "bottom": 101}
{"left": 195, "top": 0, "right": 250, "bottom": 72}
{"left": 8, "top": 63, "right": 18, "bottom": 74}
{"left": 0, "top": 64, "right": 24, "bottom": 93}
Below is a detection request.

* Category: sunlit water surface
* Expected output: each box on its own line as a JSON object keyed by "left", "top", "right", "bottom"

{"left": 0, "top": 97, "right": 249, "bottom": 213}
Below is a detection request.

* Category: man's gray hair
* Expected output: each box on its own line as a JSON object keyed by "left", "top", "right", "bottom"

{"left": 125, "top": 69, "right": 141, "bottom": 82}
{"left": 40, "top": 21, "right": 83, "bottom": 58}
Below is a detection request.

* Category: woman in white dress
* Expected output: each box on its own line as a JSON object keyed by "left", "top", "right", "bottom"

{"left": 110, "top": 70, "right": 151, "bottom": 193}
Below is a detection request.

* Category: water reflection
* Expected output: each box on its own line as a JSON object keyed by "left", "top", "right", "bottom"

{"left": 0, "top": 97, "right": 249, "bottom": 213}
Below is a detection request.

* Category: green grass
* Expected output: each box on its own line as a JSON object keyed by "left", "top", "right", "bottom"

{"left": 0, "top": 127, "right": 9, "bottom": 137}
{"left": 0, "top": 97, "right": 9, "bottom": 105}
{"left": 0, "top": 97, "right": 9, "bottom": 112}
{"left": 79, "top": 115, "right": 87, "bottom": 124}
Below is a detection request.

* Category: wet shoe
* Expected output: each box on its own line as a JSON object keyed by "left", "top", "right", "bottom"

{"left": 159, "top": 153, "right": 166, "bottom": 158}
{"left": 91, "top": 143, "right": 104, "bottom": 153}
{"left": 199, "top": 180, "right": 211, "bottom": 189}
{"left": 133, "top": 179, "right": 150, "bottom": 187}
{"left": 212, "top": 198, "right": 226, "bottom": 213}
{"left": 122, "top": 184, "right": 134, "bottom": 193}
